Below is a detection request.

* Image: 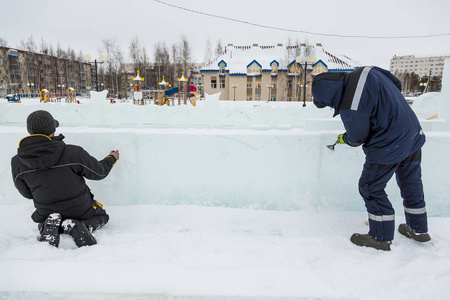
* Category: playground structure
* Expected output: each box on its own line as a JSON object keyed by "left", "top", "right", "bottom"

{"left": 40, "top": 88, "right": 78, "bottom": 103}
{"left": 65, "top": 87, "right": 77, "bottom": 103}
{"left": 132, "top": 71, "right": 145, "bottom": 105}
{"left": 6, "top": 94, "right": 21, "bottom": 103}
{"left": 132, "top": 71, "right": 201, "bottom": 106}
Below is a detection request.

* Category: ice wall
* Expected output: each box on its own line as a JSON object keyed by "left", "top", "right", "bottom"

{"left": 1, "top": 102, "right": 449, "bottom": 217}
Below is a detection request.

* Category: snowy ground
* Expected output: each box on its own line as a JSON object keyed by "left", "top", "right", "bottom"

{"left": 1, "top": 204, "right": 449, "bottom": 299}
{"left": 1, "top": 92, "right": 450, "bottom": 299}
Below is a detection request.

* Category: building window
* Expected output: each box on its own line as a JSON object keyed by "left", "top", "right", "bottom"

{"left": 247, "top": 62, "right": 261, "bottom": 74}
{"left": 219, "top": 62, "right": 226, "bottom": 74}
{"left": 211, "top": 77, "right": 217, "bottom": 89}
{"left": 255, "top": 94, "right": 261, "bottom": 101}
{"left": 271, "top": 78, "right": 277, "bottom": 89}
{"left": 247, "top": 78, "right": 252, "bottom": 88}
{"left": 271, "top": 62, "right": 278, "bottom": 73}
{"left": 255, "top": 77, "right": 261, "bottom": 88}
{"left": 219, "top": 78, "right": 225, "bottom": 89}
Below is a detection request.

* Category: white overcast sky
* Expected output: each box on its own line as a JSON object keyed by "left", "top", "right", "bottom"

{"left": 1, "top": 0, "right": 450, "bottom": 69}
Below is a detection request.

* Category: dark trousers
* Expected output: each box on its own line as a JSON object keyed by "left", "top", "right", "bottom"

{"left": 39, "top": 205, "right": 109, "bottom": 234}
{"left": 358, "top": 149, "right": 428, "bottom": 241}
{"left": 83, "top": 205, "right": 109, "bottom": 232}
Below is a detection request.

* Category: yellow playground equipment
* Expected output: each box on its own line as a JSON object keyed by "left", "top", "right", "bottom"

{"left": 65, "top": 87, "right": 77, "bottom": 103}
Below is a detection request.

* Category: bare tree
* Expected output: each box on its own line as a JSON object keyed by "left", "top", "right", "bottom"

{"left": 0, "top": 37, "right": 8, "bottom": 47}
{"left": 26, "top": 35, "right": 38, "bottom": 52}
{"left": 129, "top": 36, "right": 142, "bottom": 73}
{"left": 179, "top": 35, "right": 193, "bottom": 76}
{"left": 40, "top": 38, "right": 49, "bottom": 54}
{"left": 215, "top": 39, "right": 224, "bottom": 59}
{"left": 203, "top": 38, "right": 212, "bottom": 66}
{"left": 154, "top": 41, "right": 170, "bottom": 84}
{"left": 101, "top": 38, "right": 124, "bottom": 97}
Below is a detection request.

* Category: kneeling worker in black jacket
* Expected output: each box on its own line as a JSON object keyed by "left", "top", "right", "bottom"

{"left": 11, "top": 110, "right": 119, "bottom": 248}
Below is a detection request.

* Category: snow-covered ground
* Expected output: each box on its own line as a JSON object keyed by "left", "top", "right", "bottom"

{"left": 1, "top": 88, "right": 450, "bottom": 299}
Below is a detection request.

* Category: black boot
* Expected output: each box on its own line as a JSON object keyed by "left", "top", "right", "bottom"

{"left": 398, "top": 224, "right": 431, "bottom": 242}
{"left": 39, "top": 213, "right": 62, "bottom": 247}
{"left": 62, "top": 219, "right": 97, "bottom": 247}
{"left": 350, "top": 233, "right": 391, "bottom": 251}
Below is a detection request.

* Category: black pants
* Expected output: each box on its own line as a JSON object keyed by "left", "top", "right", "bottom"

{"left": 38, "top": 205, "right": 109, "bottom": 233}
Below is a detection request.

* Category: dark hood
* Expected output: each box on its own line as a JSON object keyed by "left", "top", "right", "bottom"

{"left": 17, "top": 134, "right": 66, "bottom": 170}
{"left": 312, "top": 72, "right": 348, "bottom": 117}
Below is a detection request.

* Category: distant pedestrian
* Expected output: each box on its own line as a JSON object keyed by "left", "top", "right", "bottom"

{"left": 11, "top": 110, "right": 119, "bottom": 248}
{"left": 312, "top": 66, "right": 430, "bottom": 251}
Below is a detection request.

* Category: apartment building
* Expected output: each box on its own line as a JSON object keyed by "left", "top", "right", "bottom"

{"left": 201, "top": 43, "right": 359, "bottom": 102}
{"left": 0, "top": 46, "right": 94, "bottom": 98}
{"left": 390, "top": 54, "right": 450, "bottom": 77}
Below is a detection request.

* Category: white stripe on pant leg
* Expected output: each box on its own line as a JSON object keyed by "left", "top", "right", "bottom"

{"left": 368, "top": 213, "right": 395, "bottom": 222}
{"left": 404, "top": 206, "right": 427, "bottom": 214}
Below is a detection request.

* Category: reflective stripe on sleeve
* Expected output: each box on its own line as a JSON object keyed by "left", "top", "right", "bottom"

{"left": 404, "top": 206, "right": 427, "bottom": 215}
{"left": 368, "top": 213, "right": 395, "bottom": 222}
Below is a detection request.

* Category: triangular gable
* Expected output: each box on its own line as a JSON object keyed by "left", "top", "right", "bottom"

{"left": 246, "top": 59, "right": 262, "bottom": 69}
{"left": 218, "top": 60, "right": 227, "bottom": 67}
{"left": 270, "top": 60, "right": 279, "bottom": 67}
{"left": 313, "top": 59, "right": 327, "bottom": 69}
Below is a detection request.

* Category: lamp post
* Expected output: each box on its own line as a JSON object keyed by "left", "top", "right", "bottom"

{"left": 297, "top": 56, "right": 317, "bottom": 107}
{"left": 267, "top": 84, "right": 273, "bottom": 102}
{"left": 27, "top": 82, "right": 34, "bottom": 98}
{"left": 84, "top": 54, "right": 106, "bottom": 92}
{"left": 232, "top": 84, "right": 238, "bottom": 101}
{"left": 420, "top": 82, "right": 427, "bottom": 94}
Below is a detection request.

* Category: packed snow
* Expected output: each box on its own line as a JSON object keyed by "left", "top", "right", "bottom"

{"left": 1, "top": 64, "right": 450, "bottom": 299}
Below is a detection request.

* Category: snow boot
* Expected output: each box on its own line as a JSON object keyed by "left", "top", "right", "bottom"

{"left": 350, "top": 233, "right": 391, "bottom": 251}
{"left": 38, "top": 213, "right": 62, "bottom": 247}
{"left": 398, "top": 223, "right": 431, "bottom": 242}
{"left": 62, "top": 219, "right": 97, "bottom": 247}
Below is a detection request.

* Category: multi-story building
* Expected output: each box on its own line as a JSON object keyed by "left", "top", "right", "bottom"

{"left": 0, "top": 46, "right": 93, "bottom": 98}
{"left": 390, "top": 54, "right": 450, "bottom": 77}
{"left": 201, "top": 43, "right": 359, "bottom": 102}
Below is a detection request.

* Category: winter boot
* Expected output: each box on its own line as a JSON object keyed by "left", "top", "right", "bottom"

{"left": 350, "top": 233, "right": 391, "bottom": 251}
{"left": 62, "top": 219, "right": 97, "bottom": 247}
{"left": 398, "top": 223, "right": 431, "bottom": 242}
{"left": 39, "top": 213, "right": 62, "bottom": 247}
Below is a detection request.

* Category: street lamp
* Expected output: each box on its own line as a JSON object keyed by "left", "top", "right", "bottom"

{"left": 27, "top": 82, "right": 35, "bottom": 98}
{"left": 420, "top": 82, "right": 427, "bottom": 94}
{"left": 232, "top": 84, "right": 238, "bottom": 101}
{"left": 84, "top": 54, "right": 106, "bottom": 92}
{"left": 297, "top": 56, "right": 317, "bottom": 107}
{"left": 295, "top": 56, "right": 302, "bottom": 102}
{"left": 267, "top": 84, "right": 273, "bottom": 102}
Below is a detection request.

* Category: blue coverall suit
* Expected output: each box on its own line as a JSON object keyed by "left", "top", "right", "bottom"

{"left": 311, "top": 66, "right": 428, "bottom": 242}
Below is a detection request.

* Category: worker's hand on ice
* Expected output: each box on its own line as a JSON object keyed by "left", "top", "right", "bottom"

{"left": 110, "top": 150, "right": 120, "bottom": 161}
{"left": 337, "top": 133, "right": 347, "bottom": 145}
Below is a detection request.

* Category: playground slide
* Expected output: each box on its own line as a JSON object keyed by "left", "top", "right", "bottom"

{"left": 165, "top": 87, "right": 179, "bottom": 96}
{"left": 190, "top": 92, "right": 201, "bottom": 106}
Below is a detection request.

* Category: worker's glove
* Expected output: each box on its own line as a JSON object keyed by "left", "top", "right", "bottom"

{"left": 337, "top": 133, "right": 348, "bottom": 145}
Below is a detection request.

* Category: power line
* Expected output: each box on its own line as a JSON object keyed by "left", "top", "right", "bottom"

{"left": 154, "top": 0, "right": 450, "bottom": 39}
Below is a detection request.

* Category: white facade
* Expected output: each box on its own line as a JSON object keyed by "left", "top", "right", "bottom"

{"left": 390, "top": 54, "right": 450, "bottom": 77}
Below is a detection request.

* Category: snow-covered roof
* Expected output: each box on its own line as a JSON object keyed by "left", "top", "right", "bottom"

{"left": 201, "top": 44, "right": 360, "bottom": 74}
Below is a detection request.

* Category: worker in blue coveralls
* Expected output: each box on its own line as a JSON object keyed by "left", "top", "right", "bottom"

{"left": 311, "top": 66, "right": 430, "bottom": 251}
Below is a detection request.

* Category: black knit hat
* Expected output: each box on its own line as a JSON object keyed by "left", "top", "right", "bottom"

{"left": 27, "top": 110, "right": 59, "bottom": 136}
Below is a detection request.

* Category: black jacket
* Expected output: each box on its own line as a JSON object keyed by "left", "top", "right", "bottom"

{"left": 11, "top": 134, "right": 117, "bottom": 223}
